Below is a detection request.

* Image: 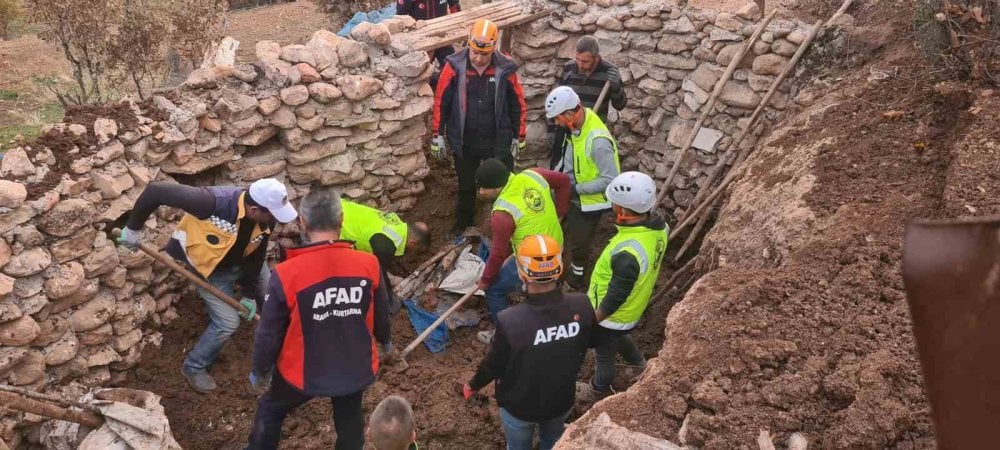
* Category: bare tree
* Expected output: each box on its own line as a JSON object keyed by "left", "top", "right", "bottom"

{"left": 0, "top": 0, "right": 21, "bottom": 40}
{"left": 27, "top": 0, "right": 229, "bottom": 105}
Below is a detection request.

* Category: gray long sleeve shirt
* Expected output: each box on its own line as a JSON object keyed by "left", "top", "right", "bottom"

{"left": 557, "top": 134, "right": 620, "bottom": 199}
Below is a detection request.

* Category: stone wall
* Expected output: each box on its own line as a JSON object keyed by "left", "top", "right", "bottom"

{"left": 510, "top": 0, "right": 811, "bottom": 213}
{"left": 0, "top": 16, "right": 433, "bottom": 446}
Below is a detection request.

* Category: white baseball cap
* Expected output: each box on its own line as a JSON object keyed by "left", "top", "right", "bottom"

{"left": 248, "top": 178, "right": 298, "bottom": 223}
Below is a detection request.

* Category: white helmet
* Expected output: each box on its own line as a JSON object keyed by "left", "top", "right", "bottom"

{"left": 544, "top": 86, "right": 581, "bottom": 119}
{"left": 606, "top": 172, "right": 657, "bottom": 213}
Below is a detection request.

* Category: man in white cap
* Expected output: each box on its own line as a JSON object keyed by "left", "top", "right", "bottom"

{"left": 117, "top": 178, "right": 298, "bottom": 393}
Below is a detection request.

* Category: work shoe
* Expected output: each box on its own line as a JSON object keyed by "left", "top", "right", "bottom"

{"left": 477, "top": 330, "right": 495, "bottom": 345}
{"left": 575, "top": 381, "right": 612, "bottom": 404}
{"left": 182, "top": 367, "right": 217, "bottom": 394}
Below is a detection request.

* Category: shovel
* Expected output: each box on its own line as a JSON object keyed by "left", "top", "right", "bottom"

{"left": 111, "top": 228, "right": 258, "bottom": 321}
{"left": 387, "top": 289, "right": 478, "bottom": 371}
{"left": 902, "top": 217, "right": 1000, "bottom": 449}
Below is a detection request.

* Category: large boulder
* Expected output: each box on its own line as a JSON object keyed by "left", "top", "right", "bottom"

{"left": 214, "top": 92, "right": 260, "bottom": 122}
{"left": 338, "top": 75, "right": 383, "bottom": 101}
{"left": 280, "top": 85, "right": 311, "bottom": 106}
{"left": 43, "top": 261, "right": 85, "bottom": 300}
{"left": 70, "top": 290, "right": 117, "bottom": 332}
{"left": 50, "top": 228, "right": 97, "bottom": 263}
{"left": 337, "top": 40, "right": 369, "bottom": 68}
{"left": 0, "top": 315, "right": 40, "bottom": 346}
{"left": 42, "top": 331, "right": 79, "bottom": 366}
{"left": 0, "top": 181, "right": 27, "bottom": 209}
{"left": 3, "top": 247, "right": 52, "bottom": 277}
{"left": 38, "top": 199, "right": 95, "bottom": 237}
{"left": 0, "top": 148, "right": 36, "bottom": 178}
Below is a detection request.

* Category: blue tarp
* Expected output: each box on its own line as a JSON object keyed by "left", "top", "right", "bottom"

{"left": 403, "top": 299, "right": 449, "bottom": 353}
{"left": 337, "top": 3, "right": 397, "bottom": 37}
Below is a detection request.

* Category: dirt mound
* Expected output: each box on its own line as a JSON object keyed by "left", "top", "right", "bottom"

{"left": 563, "top": 2, "right": 996, "bottom": 448}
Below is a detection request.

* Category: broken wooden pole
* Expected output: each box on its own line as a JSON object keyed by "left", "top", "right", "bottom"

{"left": 671, "top": 19, "right": 824, "bottom": 236}
{"left": 0, "top": 391, "right": 104, "bottom": 429}
{"left": 656, "top": 10, "right": 777, "bottom": 206}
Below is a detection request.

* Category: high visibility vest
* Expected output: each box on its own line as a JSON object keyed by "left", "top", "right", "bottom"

{"left": 569, "top": 108, "right": 620, "bottom": 212}
{"left": 588, "top": 223, "right": 668, "bottom": 330}
{"left": 492, "top": 170, "right": 564, "bottom": 252}
{"left": 340, "top": 200, "right": 408, "bottom": 257}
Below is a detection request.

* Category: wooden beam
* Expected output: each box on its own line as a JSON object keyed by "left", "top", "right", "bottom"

{"left": 412, "top": 9, "right": 550, "bottom": 51}
{"left": 410, "top": 2, "right": 516, "bottom": 35}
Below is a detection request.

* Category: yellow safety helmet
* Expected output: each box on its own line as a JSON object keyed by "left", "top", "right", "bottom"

{"left": 516, "top": 235, "right": 563, "bottom": 283}
{"left": 468, "top": 18, "right": 500, "bottom": 53}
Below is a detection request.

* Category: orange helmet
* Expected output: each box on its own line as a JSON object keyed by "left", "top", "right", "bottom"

{"left": 516, "top": 235, "right": 563, "bottom": 283}
{"left": 468, "top": 18, "right": 500, "bottom": 53}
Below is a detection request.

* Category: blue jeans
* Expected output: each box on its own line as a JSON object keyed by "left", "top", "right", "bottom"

{"left": 183, "top": 266, "right": 255, "bottom": 373}
{"left": 247, "top": 374, "right": 365, "bottom": 450}
{"left": 500, "top": 408, "right": 569, "bottom": 450}
{"left": 485, "top": 258, "right": 522, "bottom": 324}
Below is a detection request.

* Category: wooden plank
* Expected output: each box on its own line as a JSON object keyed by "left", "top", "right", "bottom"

{"left": 412, "top": 9, "right": 550, "bottom": 51}
{"left": 409, "top": 2, "right": 516, "bottom": 34}
{"left": 407, "top": 3, "right": 521, "bottom": 35}
{"left": 412, "top": 9, "right": 523, "bottom": 40}
{"left": 404, "top": 6, "right": 521, "bottom": 40}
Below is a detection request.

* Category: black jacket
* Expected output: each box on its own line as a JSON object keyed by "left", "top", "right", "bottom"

{"left": 433, "top": 48, "right": 527, "bottom": 159}
{"left": 468, "top": 289, "right": 595, "bottom": 422}
{"left": 548, "top": 59, "right": 627, "bottom": 168}
{"left": 396, "top": 0, "right": 459, "bottom": 21}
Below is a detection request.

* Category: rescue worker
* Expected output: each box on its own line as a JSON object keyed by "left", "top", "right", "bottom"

{"left": 545, "top": 85, "right": 621, "bottom": 289}
{"left": 462, "top": 235, "right": 595, "bottom": 450}
{"left": 432, "top": 18, "right": 528, "bottom": 238}
{"left": 339, "top": 199, "right": 431, "bottom": 318}
{"left": 116, "top": 178, "right": 298, "bottom": 394}
{"left": 578, "top": 172, "right": 668, "bottom": 402}
{"left": 549, "top": 36, "right": 627, "bottom": 169}
{"left": 395, "top": 0, "right": 461, "bottom": 66}
{"left": 473, "top": 158, "right": 571, "bottom": 344}
{"left": 368, "top": 395, "right": 418, "bottom": 450}
{"left": 247, "top": 188, "right": 391, "bottom": 450}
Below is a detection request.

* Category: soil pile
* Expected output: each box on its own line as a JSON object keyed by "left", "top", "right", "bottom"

{"left": 564, "top": 1, "right": 997, "bottom": 448}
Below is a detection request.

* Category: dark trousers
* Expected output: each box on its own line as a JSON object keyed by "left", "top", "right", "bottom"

{"left": 453, "top": 150, "right": 514, "bottom": 232}
{"left": 592, "top": 327, "right": 645, "bottom": 393}
{"left": 565, "top": 203, "right": 607, "bottom": 278}
{"left": 247, "top": 374, "right": 365, "bottom": 450}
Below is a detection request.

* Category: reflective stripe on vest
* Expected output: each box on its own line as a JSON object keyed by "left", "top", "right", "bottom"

{"left": 340, "top": 200, "right": 408, "bottom": 257}
{"left": 570, "top": 108, "right": 620, "bottom": 213}
{"left": 588, "top": 224, "right": 668, "bottom": 330}
{"left": 492, "top": 169, "right": 564, "bottom": 252}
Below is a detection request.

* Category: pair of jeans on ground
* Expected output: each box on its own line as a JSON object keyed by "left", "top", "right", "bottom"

{"left": 183, "top": 265, "right": 268, "bottom": 375}
{"left": 500, "top": 408, "right": 570, "bottom": 450}
{"left": 247, "top": 373, "right": 365, "bottom": 450}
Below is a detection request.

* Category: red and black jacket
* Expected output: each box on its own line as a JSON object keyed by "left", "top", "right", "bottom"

{"left": 432, "top": 48, "right": 527, "bottom": 159}
{"left": 396, "top": 0, "right": 459, "bottom": 21}
{"left": 251, "top": 240, "right": 391, "bottom": 397}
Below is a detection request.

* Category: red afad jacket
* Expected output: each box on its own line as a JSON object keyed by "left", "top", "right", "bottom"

{"left": 251, "top": 240, "right": 391, "bottom": 397}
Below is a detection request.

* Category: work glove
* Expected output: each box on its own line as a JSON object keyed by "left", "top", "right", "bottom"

{"left": 238, "top": 297, "right": 257, "bottom": 322}
{"left": 462, "top": 383, "right": 476, "bottom": 401}
{"left": 510, "top": 139, "right": 525, "bottom": 160}
{"left": 378, "top": 341, "right": 394, "bottom": 364}
{"left": 449, "top": 4, "right": 461, "bottom": 13}
{"left": 430, "top": 135, "right": 446, "bottom": 161}
{"left": 117, "top": 226, "right": 141, "bottom": 250}
{"left": 249, "top": 370, "right": 272, "bottom": 394}
{"left": 606, "top": 68, "right": 623, "bottom": 90}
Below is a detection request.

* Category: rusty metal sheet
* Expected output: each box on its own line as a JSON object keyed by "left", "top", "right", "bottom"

{"left": 903, "top": 217, "right": 1000, "bottom": 449}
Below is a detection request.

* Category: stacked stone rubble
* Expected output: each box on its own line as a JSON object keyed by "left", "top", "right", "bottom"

{"left": 511, "top": 0, "right": 810, "bottom": 213}
{"left": 0, "top": 16, "right": 433, "bottom": 446}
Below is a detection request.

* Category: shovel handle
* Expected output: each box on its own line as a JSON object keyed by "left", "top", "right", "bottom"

{"left": 111, "top": 229, "right": 259, "bottom": 321}
{"left": 401, "top": 290, "right": 477, "bottom": 359}
{"left": 593, "top": 80, "right": 612, "bottom": 113}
